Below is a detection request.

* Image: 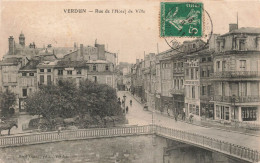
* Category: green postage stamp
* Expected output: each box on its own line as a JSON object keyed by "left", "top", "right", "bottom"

{"left": 160, "top": 2, "right": 203, "bottom": 37}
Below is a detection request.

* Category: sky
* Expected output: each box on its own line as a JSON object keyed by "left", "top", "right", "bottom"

{"left": 0, "top": 0, "right": 260, "bottom": 63}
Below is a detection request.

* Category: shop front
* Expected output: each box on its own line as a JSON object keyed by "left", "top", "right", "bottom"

{"left": 241, "top": 107, "right": 258, "bottom": 122}
{"left": 173, "top": 94, "right": 184, "bottom": 113}
{"left": 161, "top": 96, "right": 173, "bottom": 113}
{"left": 200, "top": 102, "right": 214, "bottom": 119}
{"left": 215, "top": 105, "right": 230, "bottom": 121}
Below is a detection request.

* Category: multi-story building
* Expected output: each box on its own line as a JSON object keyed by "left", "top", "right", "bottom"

{"left": 170, "top": 53, "right": 185, "bottom": 113}
{"left": 183, "top": 40, "right": 207, "bottom": 119}
{"left": 155, "top": 52, "right": 165, "bottom": 111}
{"left": 159, "top": 50, "right": 176, "bottom": 112}
{"left": 198, "top": 49, "right": 214, "bottom": 119}
{"left": 63, "top": 41, "right": 117, "bottom": 65}
{"left": 0, "top": 33, "right": 118, "bottom": 113}
{"left": 131, "top": 59, "right": 144, "bottom": 100}
{"left": 211, "top": 25, "right": 260, "bottom": 123}
{"left": 18, "top": 60, "right": 39, "bottom": 112}
{"left": 37, "top": 59, "right": 116, "bottom": 89}
{"left": 143, "top": 53, "right": 156, "bottom": 109}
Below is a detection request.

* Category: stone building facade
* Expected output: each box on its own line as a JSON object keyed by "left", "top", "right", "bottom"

{"left": 211, "top": 26, "right": 260, "bottom": 123}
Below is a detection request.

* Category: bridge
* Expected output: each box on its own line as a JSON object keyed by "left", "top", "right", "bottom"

{"left": 0, "top": 125, "right": 259, "bottom": 163}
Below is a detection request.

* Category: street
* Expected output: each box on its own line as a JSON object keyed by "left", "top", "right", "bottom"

{"left": 117, "top": 91, "right": 260, "bottom": 151}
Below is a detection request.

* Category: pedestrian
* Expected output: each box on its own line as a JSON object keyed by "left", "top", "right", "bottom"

{"left": 174, "top": 112, "right": 178, "bottom": 122}
{"left": 189, "top": 113, "right": 194, "bottom": 123}
{"left": 167, "top": 107, "right": 170, "bottom": 116}
{"left": 182, "top": 108, "right": 186, "bottom": 120}
{"left": 126, "top": 106, "right": 129, "bottom": 113}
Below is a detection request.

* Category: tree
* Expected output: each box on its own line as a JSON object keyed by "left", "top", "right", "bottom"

{"left": 78, "top": 80, "right": 122, "bottom": 120}
{"left": 0, "top": 90, "right": 16, "bottom": 118}
{"left": 25, "top": 79, "right": 79, "bottom": 121}
{"left": 25, "top": 79, "right": 122, "bottom": 122}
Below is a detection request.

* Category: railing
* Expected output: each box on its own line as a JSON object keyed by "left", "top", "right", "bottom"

{"left": 211, "top": 71, "right": 260, "bottom": 79}
{"left": 0, "top": 125, "right": 259, "bottom": 162}
{"left": 170, "top": 88, "right": 184, "bottom": 95}
{"left": 155, "top": 125, "right": 260, "bottom": 163}
{"left": 173, "top": 68, "right": 184, "bottom": 73}
{"left": 0, "top": 125, "right": 152, "bottom": 148}
{"left": 213, "top": 95, "right": 260, "bottom": 103}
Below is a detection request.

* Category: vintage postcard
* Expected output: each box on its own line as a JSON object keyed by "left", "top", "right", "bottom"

{"left": 0, "top": 0, "right": 259, "bottom": 163}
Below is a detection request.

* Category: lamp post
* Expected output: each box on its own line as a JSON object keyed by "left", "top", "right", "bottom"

{"left": 123, "top": 94, "right": 126, "bottom": 115}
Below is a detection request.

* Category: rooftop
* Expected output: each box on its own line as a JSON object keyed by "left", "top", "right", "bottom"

{"left": 221, "top": 27, "right": 260, "bottom": 36}
{"left": 19, "top": 60, "right": 40, "bottom": 71}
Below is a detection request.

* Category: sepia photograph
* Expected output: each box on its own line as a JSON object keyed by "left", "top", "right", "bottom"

{"left": 0, "top": 0, "right": 259, "bottom": 162}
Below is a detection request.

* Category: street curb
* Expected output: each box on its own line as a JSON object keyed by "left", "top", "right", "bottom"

{"left": 125, "top": 92, "right": 260, "bottom": 137}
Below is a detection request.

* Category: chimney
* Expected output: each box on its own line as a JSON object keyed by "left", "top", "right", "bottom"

{"left": 96, "top": 44, "right": 105, "bottom": 60}
{"left": 80, "top": 44, "right": 84, "bottom": 56}
{"left": 136, "top": 59, "right": 139, "bottom": 64}
{"left": 8, "top": 36, "right": 15, "bottom": 55}
{"left": 229, "top": 24, "right": 238, "bottom": 32}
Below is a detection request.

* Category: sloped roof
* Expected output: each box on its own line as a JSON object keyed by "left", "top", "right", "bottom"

{"left": 56, "top": 60, "right": 87, "bottom": 68}
{"left": 19, "top": 60, "right": 40, "bottom": 71}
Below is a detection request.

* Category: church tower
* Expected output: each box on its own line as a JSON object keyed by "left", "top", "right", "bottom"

{"left": 19, "top": 31, "right": 25, "bottom": 47}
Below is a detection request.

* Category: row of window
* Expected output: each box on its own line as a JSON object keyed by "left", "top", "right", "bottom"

{"left": 201, "top": 85, "right": 212, "bottom": 96}
{"left": 39, "top": 69, "right": 52, "bottom": 73}
{"left": 39, "top": 75, "right": 52, "bottom": 85}
{"left": 58, "top": 70, "right": 82, "bottom": 75}
{"left": 216, "top": 60, "right": 246, "bottom": 71}
{"left": 173, "top": 62, "right": 184, "bottom": 68}
{"left": 161, "top": 63, "right": 171, "bottom": 69}
{"left": 173, "top": 79, "right": 184, "bottom": 89}
{"left": 216, "top": 106, "right": 257, "bottom": 121}
{"left": 201, "top": 66, "right": 212, "bottom": 77}
{"left": 185, "top": 68, "right": 199, "bottom": 80}
{"left": 201, "top": 57, "right": 212, "bottom": 62}
{"left": 22, "top": 72, "right": 35, "bottom": 76}
{"left": 217, "top": 39, "right": 246, "bottom": 51}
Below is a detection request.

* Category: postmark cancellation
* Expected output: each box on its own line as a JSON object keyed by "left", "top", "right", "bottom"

{"left": 160, "top": 2, "right": 203, "bottom": 37}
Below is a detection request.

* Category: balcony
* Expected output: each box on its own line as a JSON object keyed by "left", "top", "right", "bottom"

{"left": 211, "top": 71, "right": 260, "bottom": 80}
{"left": 173, "top": 68, "right": 184, "bottom": 73}
{"left": 212, "top": 95, "right": 260, "bottom": 103}
{"left": 170, "top": 88, "right": 184, "bottom": 95}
